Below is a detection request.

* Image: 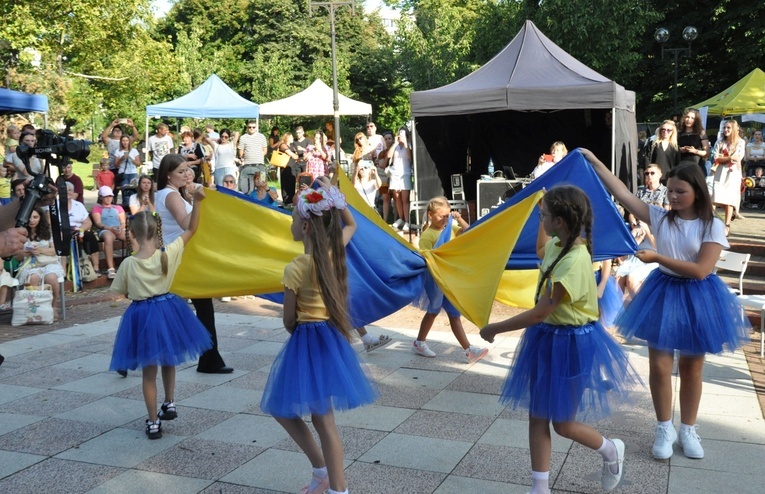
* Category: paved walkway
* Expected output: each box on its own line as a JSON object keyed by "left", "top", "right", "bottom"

{"left": 1, "top": 313, "right": 764, "bottom": 493}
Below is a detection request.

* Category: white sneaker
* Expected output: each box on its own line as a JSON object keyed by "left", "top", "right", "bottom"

{"left": 402, "top": 222, "right": 410, "bottom": 232}
{"left": 601, "top": 438, "right": 625, "bottom": 492}
{"left": 465, "top": 346, "right": 488, "bottom": 363}
{"left": 221, "top": 297, "right": 231, "bottom": 302}
{"left": 677, "top": 425, "right": 704, "bottom": 459}
{"left": 413, "top": 340, "right": 436, "bottom": 357}
{"left": 392, "top": 219, "right": 404, "bottom": 229}
{"left": 364, "top": 334, "right": 393, "bottom": 353}
{"left": 652, "top": 423, "right": 677, "bottom": 460}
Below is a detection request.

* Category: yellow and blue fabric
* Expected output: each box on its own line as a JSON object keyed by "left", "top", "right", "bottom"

{"left": 471, "top": 149, "right": 638, "bottom": 308}
{"left": 171, "top": 172, "right": 540, "bottom": 328}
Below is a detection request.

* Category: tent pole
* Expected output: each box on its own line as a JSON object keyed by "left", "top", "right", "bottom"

{"left": 310, "top": 0, "right": 354, "bottom": 168}
{"left": 331, "top": 6, "right": 341, "bottom": 170}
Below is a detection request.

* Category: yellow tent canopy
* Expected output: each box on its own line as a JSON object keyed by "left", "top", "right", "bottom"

{"left": 693, "top": 68, "right": 765, "bottom": 116}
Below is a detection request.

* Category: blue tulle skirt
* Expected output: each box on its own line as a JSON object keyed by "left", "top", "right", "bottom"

{"left": 260, "top": 321, "right": 379, "bottom": 418}
{"left": 412, "top": 275, "right": 460, "bottom": 317}
{"left": 501, "top": 321, "right": 640, "bottom": 423}
{"left": 616, "top": 270, "right": 749, "bottom": 355}
{"left": 109, "top": 294, "right": 213, "bottom": 371}
{"left": 595, "top": 271, "right": 624, "bottom": 328}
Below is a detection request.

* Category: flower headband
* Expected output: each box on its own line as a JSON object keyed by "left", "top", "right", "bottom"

{"left": 296, "top": 186, "right": 346, "bottom": 219}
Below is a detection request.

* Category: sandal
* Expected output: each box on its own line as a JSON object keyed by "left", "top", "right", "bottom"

{"left": 299, "top": 473, "right": 329, "bottom": 494}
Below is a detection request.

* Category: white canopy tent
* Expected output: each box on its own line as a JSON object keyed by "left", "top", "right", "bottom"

{"left": 258, "top": 79, "right": 372, "bottom": 116}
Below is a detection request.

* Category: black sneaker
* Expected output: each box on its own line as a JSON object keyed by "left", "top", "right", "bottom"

{"left": 145, "top": 419, "right": 162, "bottom": 439}
{"left": 158, "top": 401, "right": 177, "bottom": 420}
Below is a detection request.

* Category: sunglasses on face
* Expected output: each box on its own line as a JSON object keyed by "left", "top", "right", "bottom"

{"left": 221, "top": 135, "right": 229, "bottom": 138}
{"left": 660, "top": 128, "right": 672, "bottom": 133}
{"left": 248, "top": 126, "right": 256, "bottom": 130}
{"left": 644, "top": 171, "right": 656, "bottom": 176}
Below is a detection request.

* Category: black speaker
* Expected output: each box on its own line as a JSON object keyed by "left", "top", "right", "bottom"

{"left": 476, "top": 180, "right": 523, "bottom": 218}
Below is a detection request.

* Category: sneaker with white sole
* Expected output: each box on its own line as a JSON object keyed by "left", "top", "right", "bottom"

{"left": 677, "top": 425, "right": 704, "bottom": 459}
{"left": 365, "top": 334, "right": 393, "bottom": 353}
{"left": 465, "top": 346, "right": 488, "bottom": 363}
{"left": 652, "top": 423, "right": 677, "bottom": 459}
{"left": 392, "top": 219, "right": 404, "bottom": 229}
{"left": 601, "top": 438, "right": 625, "bottom": 492}
{"left": 413, "top": 340, "right": 436, "bottom": 357}
{"left": 402, "top": 222, "right": 410, "bottom": 232}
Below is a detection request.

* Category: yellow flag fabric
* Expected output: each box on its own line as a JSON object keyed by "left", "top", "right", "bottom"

{"left": 171, "top": 189, "right": 302, "bottom": 298}
{"left": 420, "top": 191, "right": 543, "bottom": 327}
{"left": 495, "top": 270, "right": 539, "bottom": 309}
{"left": 335, "top": 171, "right": 416, "bottom": 252}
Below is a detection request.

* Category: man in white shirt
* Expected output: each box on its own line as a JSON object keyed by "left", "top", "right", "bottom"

{"left": 366, "top": 121, "right": 385, "bottom": 159}
{"left": 148, "top": 123, "right": 174, "bottom": 175}
{"left": 237, "top": 120, "right": 267, "bottom": 194}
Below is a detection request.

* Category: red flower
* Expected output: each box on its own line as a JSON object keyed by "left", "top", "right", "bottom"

{"left": 305, "top": 191, "right": 324, "bottom": 203}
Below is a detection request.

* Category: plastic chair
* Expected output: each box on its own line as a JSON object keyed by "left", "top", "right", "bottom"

{"left": 714, "top": 250, "right": 751, "bottom": 295}
{"left": 407, "top": 200, "right": 430, "bottom": 242}
{"left": 448, "top": 199, "right": 471, "bottom": 224}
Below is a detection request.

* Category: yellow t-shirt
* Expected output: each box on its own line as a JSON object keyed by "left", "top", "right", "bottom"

{"left": 282, "top": 254, "right": 330, "bottom": 323}
{"left": 110, "top": 237, "right": 184, "bottom": 300}
{"left": 0, "top": 177, "right": 10, "bottom": 199}
{"left": 419, "top": 221, "right": 460, "bottom": 250}
{"left": 537, "top": 239, "right": 599, "bottom": 326}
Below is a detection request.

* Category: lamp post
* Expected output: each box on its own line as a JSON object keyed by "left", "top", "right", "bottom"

{"left": 655, "top": 26, "right": 699, "bottom": 116}
{"left": 309, "top": 0, "right": 354, "bottom": 168}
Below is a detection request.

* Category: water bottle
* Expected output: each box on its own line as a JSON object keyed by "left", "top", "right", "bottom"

{"left": 488, "top": 159, "right": 494, "bottom": 177}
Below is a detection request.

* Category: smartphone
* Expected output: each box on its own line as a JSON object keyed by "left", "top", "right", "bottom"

{"left": 544, "top": 154, "right": 553, "bottom": 162}
{"left": 118, "top": 118, "right": 128, "bottom": 124}
{"left": 298, "top": 175, "right": 313, "bottom": 188}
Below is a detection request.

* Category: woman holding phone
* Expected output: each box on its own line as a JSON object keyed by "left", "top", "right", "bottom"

{"left": 533, "top": 141, "right": 568, "bottom": 180}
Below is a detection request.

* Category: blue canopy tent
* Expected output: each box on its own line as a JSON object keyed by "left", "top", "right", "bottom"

{"left": 0, "top": 87, "right": 48, "bottom": 119}
{"left": 144, "top": 74, "right": 260, "bottom": 144}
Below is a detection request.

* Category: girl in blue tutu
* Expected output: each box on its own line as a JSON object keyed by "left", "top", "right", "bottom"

{"left": 260, "top": 178, "right": 377, "bottom": 494}
{"left": 109, "top": 185, "right": 212, "bottom": 440}
{"left": 583, "top": 148, "right": 749, "bottom": 461}
{"left": 480, "top": 185, "right": 639, "bottom": 494}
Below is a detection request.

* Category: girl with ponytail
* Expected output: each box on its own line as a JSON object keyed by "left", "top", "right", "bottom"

{"left": 480, "top": 185, "right": 639, "bottom": 494}
{"left": 260, "top": 177, "right": 377, "bottom": 494}
{"left": 109, "top": 185, "right": 211, "bottom": 440}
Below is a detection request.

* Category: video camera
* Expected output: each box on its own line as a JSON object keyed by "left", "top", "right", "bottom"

{"left": 14, "top": 128, "right": 91, "bottom": 255}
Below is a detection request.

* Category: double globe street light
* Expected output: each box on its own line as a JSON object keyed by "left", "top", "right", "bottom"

{"left": 655, "top": 26, "right": 699, "bottom": 116}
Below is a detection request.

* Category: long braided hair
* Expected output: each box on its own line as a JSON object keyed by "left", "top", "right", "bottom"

{"left": 305, "top": 207, "right": 354, "bottom": 341}
{"left": 126, "top": 211, "right": 168, "bottom": 275}
{"left": 535, "top": 185, "right": 594, "bottom": 303}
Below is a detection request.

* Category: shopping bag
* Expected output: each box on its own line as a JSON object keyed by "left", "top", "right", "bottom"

{"left": 11, "top": 283, "right": 54, "bottom": 326}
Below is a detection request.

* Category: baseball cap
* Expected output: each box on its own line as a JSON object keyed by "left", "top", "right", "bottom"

{"left": 98, "top": 186, "right": 114, "bottom": 197}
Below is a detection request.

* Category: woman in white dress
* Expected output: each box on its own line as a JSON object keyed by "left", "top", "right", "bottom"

{"left": 745, "top": 129, "right": 765, "bottom": 175}
{"left": 712, "top": 120, "right": 746, "bottom": 236}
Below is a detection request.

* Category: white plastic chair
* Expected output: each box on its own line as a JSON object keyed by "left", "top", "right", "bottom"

{"left": 714, "top": 250, "right": 751, "bottom": 294}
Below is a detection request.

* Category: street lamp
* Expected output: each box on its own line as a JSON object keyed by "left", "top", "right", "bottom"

{"left": 309, "top": 0, "right": 355, "bottom": 168}
{"left": 655, "top": 26, "right": 699, "bottom": 116}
